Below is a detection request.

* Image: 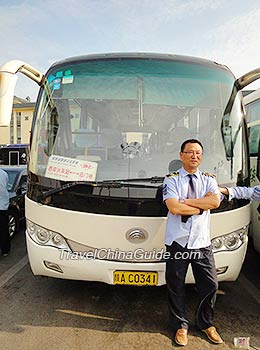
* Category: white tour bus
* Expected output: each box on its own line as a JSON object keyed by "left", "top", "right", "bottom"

{"left": 0, "top": 53, "right": 258, "bottom": 286}
{"left": 243, "top": 90, "right": 260, "bottom": 253}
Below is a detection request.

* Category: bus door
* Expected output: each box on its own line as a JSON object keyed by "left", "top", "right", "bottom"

{"left": 244, "top": 93, "right": 260, "bottom": 252}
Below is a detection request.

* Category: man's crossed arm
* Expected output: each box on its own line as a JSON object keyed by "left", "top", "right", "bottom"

{"left": 165, "top": 193, "right": 220, "bottom": 216}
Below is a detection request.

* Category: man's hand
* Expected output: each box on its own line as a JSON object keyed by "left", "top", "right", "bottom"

{"left": 165, "top": 198, "right": 201, "bottom": 215}
{"left": 205, "top": 191, "right": 213, "bottom": 197}
{"left": 219, "top": 187, "right": 229, "bottom": 195}
{"left": 184, "top": 193, "right": 220, "bottom": 210}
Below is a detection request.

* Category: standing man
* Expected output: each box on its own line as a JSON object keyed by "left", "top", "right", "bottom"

{"left": 0, "top": 168, "right": 10, "bottom": 256}
{"left": 163, "top": 139, "right": 222, "bottom": 346}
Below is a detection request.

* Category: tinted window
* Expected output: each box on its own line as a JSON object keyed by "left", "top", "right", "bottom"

{"left": 245, "top": 98, "right": 260, "bottom": 156}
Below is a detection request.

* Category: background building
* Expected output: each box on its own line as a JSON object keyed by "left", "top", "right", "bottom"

{"left": 0, "top": 96, "right": 35, "bottom": 145}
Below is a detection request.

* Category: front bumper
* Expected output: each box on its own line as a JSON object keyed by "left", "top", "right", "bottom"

{"left": 26, "top": 231, "right": 248, "bottom": 285}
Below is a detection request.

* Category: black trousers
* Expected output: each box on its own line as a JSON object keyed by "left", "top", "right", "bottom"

{"left": 0, "top": 210, "right": 10, "bottom": 254}
{"left": 165, "top": 241, "right": 218, "bottom": 331}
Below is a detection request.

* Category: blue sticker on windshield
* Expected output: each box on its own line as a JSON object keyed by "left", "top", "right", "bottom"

{"left": 53, "top": 84, "right": 60, "bottom": 90}
{"left": 52, "top": 78, "right": 61, "bottom": 90}
{"left": 56, "top": 71, "right": 63, "bottom": 78}
{"left": 47, "top": 74, "right": 56, "bottom": 83}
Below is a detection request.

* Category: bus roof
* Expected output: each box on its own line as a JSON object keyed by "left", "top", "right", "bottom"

{"left": 48, "top": 52, "right": 231, "bottom": 73}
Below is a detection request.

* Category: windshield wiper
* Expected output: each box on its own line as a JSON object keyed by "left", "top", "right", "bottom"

{"left": 102, "top": 176, "right": 164, "bottom": 184}
{"left": 37, "top": 177, "right": 164, "bottom": 202}
{"left": 37, "top": 181, "right": 95, "bottom": 202}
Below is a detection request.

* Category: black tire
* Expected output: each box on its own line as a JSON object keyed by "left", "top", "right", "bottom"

{"left": 8, "top": 211, "right": 19, "bottom": 238}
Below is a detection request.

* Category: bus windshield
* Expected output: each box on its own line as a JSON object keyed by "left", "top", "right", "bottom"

{"left": 29, "top": 57, "right": 243, "bottom": 184}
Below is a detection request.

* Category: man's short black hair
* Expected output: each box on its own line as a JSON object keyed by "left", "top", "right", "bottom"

{"left": 181, "top": 139, "right": 204, "bottom": 153}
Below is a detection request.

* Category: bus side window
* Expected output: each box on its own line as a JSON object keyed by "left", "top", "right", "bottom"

{"left": 45, "top": 106, "right": 59, "bottom": 156}
{"left": 248, "top": 125, "right": 260, "bottom": 155}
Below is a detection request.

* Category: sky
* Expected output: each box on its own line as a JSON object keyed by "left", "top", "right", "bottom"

{"left": 1, "top": 0, "right": 260, "bottom": 101}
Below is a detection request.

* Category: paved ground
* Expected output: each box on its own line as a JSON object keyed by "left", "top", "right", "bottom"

{"left": 0, "top": 228, "right": 260, "bottom": 350}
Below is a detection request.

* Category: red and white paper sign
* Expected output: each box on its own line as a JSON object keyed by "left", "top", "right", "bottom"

{"left": 45, "top": 155, "right": 97, "bottom": 181}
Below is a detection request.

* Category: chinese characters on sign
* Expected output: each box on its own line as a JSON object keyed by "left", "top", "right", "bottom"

{"left": 45, "top": 155, "right": 98, "bottom": 181}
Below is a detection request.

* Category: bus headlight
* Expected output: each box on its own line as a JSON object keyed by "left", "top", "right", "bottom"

{"left": 212, "top": 225, "right": 248, "bottom": 252}
{"left": 36, "top": 228, "right": 50, "bottom": 244}
{"left": 225, "top": 233, "right": 241, "bottom": 250}
{"left": 26, "top": 219, "right": 72, "bottom": 252}
{"left": 212, "top": 238, "right": 223, "bottom": 251}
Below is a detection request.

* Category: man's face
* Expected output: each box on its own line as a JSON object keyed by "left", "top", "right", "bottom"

{"left": 180, "top": 142, "right": 203, "bottom": 172}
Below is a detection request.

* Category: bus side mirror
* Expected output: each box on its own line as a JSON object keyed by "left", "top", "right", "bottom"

{"left": 0, "top": 72, "right": 17, "bottom": 126}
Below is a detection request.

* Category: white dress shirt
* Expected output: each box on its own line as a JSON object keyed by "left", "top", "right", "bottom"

{"left": 163, "top": 167, "right": 220, "bottom": 249}
{"left": 228, "top": 185, "right": 260, "bottom": 201}
{"left": 0, "top": 169, "right": 9, "bottom": 210}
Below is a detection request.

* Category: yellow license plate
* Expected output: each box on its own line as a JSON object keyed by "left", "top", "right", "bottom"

{"left": 113, "top": 271, "right": 158, "bottom": 286}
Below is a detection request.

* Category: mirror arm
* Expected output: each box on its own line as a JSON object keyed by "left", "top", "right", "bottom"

{"left": 236, "top": 67, "right": 260, "bottom": 90}
{"left": 0, "top": 60, "right": 44, "bottom": 85}
{"left": 0, "top": 60, "right": 44, "bottom": 126}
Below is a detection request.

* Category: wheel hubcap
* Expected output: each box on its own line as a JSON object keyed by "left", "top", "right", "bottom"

{"left": 9, "top": 215, "right": 16, "bottom": 237}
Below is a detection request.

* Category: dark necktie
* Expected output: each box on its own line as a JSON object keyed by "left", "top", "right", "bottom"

{"left": 181, "top": 174, "right": 195, "bottom": 223}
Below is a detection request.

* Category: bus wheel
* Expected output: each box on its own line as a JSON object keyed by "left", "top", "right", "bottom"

{"left": 8, "top": 211, "right": 18, "bottom": 238}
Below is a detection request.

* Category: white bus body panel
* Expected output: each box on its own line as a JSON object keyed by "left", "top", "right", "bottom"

{"left": 25, "top": 197, "right": 250, "bottom": 284}
{"left": 249, "top": 156, "right": 260, "bottom": 252}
